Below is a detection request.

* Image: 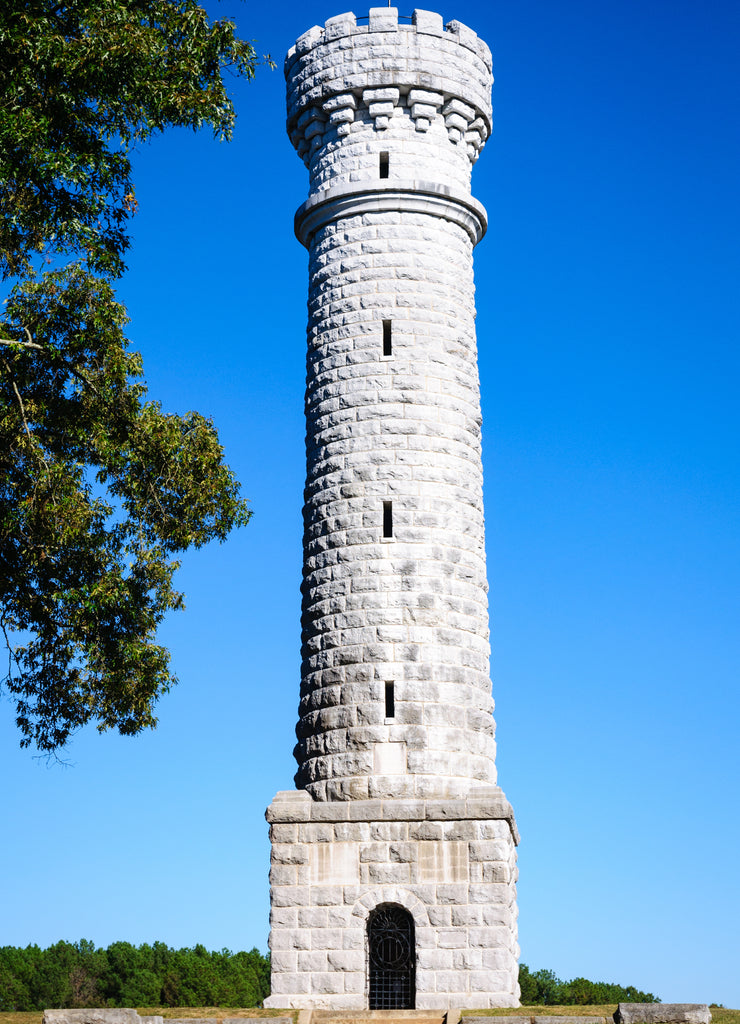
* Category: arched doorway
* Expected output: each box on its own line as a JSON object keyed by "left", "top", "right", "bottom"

{"left": 368, "top": 903, "right": 416, "bottom": 1009}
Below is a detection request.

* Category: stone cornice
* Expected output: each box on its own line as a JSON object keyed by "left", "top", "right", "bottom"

{"left": 294, "top": 179, "right": 488, "bottom": 248}
{"left": 266, "top": 786, "right": 520, "bottom": 845}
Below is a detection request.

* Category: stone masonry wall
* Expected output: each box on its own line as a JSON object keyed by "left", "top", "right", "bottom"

{"left": 265, "top": 790, "right": 519, "bottom": 1010}
{"left": 291, "top": 9, "right": 498, "bottom": 802}
{"left": 297, "top": 206, "right": 496, "bottom": 801}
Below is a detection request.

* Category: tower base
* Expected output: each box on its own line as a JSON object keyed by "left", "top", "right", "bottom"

{"left": 265, "top": 789, "right": 520, "bottom": 1010}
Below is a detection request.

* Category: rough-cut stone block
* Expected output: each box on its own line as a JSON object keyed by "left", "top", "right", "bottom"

{"left": 412, "top": 103, "right": 439, "bottom": 120}
{"left": 324, "top": 13, "right": 356, "bottom": 40}
{"left": 44, "top": 1015, "right": 140, "bottom": 1024}
{"left": 412, "top": 10, "right": 444, "bottom": 35}
{"left": 444, "top": 97, "right": 476, "bottom": 120}
{"left": 363, "top": 87, "right": 400, "bottom": 103}
{"left": 369, "top": 7, "right": 399, "bottom": 32}
{"left": 408, "top": 88, "right": 445, "bottom": 106}
{"left": 615, "top": 1008, "right": 711, "bottom": 1024}
{"left": 368, "top": 101, "right": 395, "bottom": 118}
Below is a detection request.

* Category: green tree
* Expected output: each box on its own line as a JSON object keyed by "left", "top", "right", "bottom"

{"left": 519, "top": 963, "right": 660, "bottom": 1006}
{"left": 0, "top": 941, "right": 272, "bottom": 1009}
{"left": 0, "top": 945, "right": 36, "bottom": 1010}
{"left": 27, "top": 940, "right": 77, "bottom": 1009}
{"left": 518, "top": 963, "right": 540, "bottom": 1005}
{"left": 0, "top": 0, "right": 258, "bottom": 752}
{"left": 68, "top": 939, "right": 107, "bottom": 1008}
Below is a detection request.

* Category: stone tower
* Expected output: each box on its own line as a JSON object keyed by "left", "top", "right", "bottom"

{"left": 265, "top": 8, "right": 519, "bottom": 1011}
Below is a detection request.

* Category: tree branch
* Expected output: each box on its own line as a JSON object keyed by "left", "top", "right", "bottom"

{"left": 0, "top": 337, "right": 45, "bottom": 351}
{"left": 0, "top": 332, "right": 99, "bottom": 394}
{"left": 2, "top": 357, "right": 32, "bottom": 439}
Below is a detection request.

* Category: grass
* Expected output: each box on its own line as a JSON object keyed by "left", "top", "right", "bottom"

{"left": 1, "top": 1010, "right": 737, "bottom": 1024}
{"left": 137, "top": 1012, "right": 295, "bottom": 1020}
{"left": 468, "top": 1009, "right": 617, "bottom": 1017}
{"left": 464, "top": 1011, "right": 740, "bottom": 1024}
{"left": 0, "top": 1012, "right": 295, "bottom": 1024}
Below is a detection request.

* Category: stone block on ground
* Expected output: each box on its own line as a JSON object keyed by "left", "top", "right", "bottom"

{"left": 44, "top": 1013, "right": 140, "bottom": 1024}
{"left": 615, "top": 1007, "right": 711, "bottom": 1024}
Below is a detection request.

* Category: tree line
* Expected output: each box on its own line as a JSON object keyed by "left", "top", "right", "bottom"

{"left": 0, "top": 940, "right": 270, "bottom": 1011}
{"left": 519, "top": 963, "right": 659, "bottom": 1005}
{"left": 0, "top": 942, "right": 661, "bottom": 1011}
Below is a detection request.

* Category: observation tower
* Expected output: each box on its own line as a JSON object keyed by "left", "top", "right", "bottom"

{"left": 265, "top": 7, "right": 519, "bottom": 1010}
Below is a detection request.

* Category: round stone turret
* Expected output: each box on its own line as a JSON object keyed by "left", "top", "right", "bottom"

{"left": 286, "top": 8, "right": 492, "bottom": 191}
{"left": 289, "top": 8, "right": 498, "bottom": 803}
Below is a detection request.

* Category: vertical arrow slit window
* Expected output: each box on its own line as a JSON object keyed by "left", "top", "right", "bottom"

{"left": 385, "top": 681, "right": 395, "bottom": 719}
{"left": 383, "top": 501, "right": 393, "bottom": 538}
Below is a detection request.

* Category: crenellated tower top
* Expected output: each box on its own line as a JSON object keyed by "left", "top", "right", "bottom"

{"left": 286, "top": 8, "right": 493, "bottom": 194}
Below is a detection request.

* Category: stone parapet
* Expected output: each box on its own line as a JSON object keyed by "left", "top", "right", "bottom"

{"left": 285, "top": 9, "right": 492, "bottom": 182}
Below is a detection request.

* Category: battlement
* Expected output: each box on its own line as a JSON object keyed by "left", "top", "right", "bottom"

{"left": 285, "top": 8, "right": 493, "bottom": 172}
{"left": 286, "top": 9, "right": 492, "bottom": 71}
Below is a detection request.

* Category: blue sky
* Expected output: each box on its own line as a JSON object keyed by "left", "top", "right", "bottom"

{"left": 2, "top": 0, "right": 739, "bottom": 1009}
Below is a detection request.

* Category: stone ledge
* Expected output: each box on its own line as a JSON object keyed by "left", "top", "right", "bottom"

{"left": 294, "top": 180, "right": 487, "bottom": 249}
{"left": 266, "top": 788, "right": 519, "bottom": 843}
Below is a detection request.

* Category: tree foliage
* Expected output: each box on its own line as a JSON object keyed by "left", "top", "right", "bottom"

{"left": 0, "top": 940, "right": 270, "bottom": 1010}
{"left": 0, "top": 0, "right": 258, "bottom": 279}
{"left": 0, "top": 1, "right": 257, "bottom": 751}
{"left": 518, "top": 963, "right": 660, "bottom": 1005}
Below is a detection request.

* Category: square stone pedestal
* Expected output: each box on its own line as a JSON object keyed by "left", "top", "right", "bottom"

{"left": 264, "top": 788, "right": 520, "bottom": 1010}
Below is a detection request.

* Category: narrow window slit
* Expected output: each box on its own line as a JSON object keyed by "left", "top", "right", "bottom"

{"left": 383, "top": 500, "right": 393, "bottom": 538}
{"left": 379, "top": 151, "right": 389, "bottom": 178}
{"left": 385, "top": 681, "right": 395, "bottom": 719}
{"left": 382, "top": 319, "right": 392, "bottom": 356}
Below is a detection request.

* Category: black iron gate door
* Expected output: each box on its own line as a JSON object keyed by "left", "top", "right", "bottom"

{"left": 368, "top": 903, "right": 416, "bottom": 1009}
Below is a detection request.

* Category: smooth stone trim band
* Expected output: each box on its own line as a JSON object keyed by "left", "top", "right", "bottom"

{"left": 294, "top": 178, "right": 488, "bottom": 247}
